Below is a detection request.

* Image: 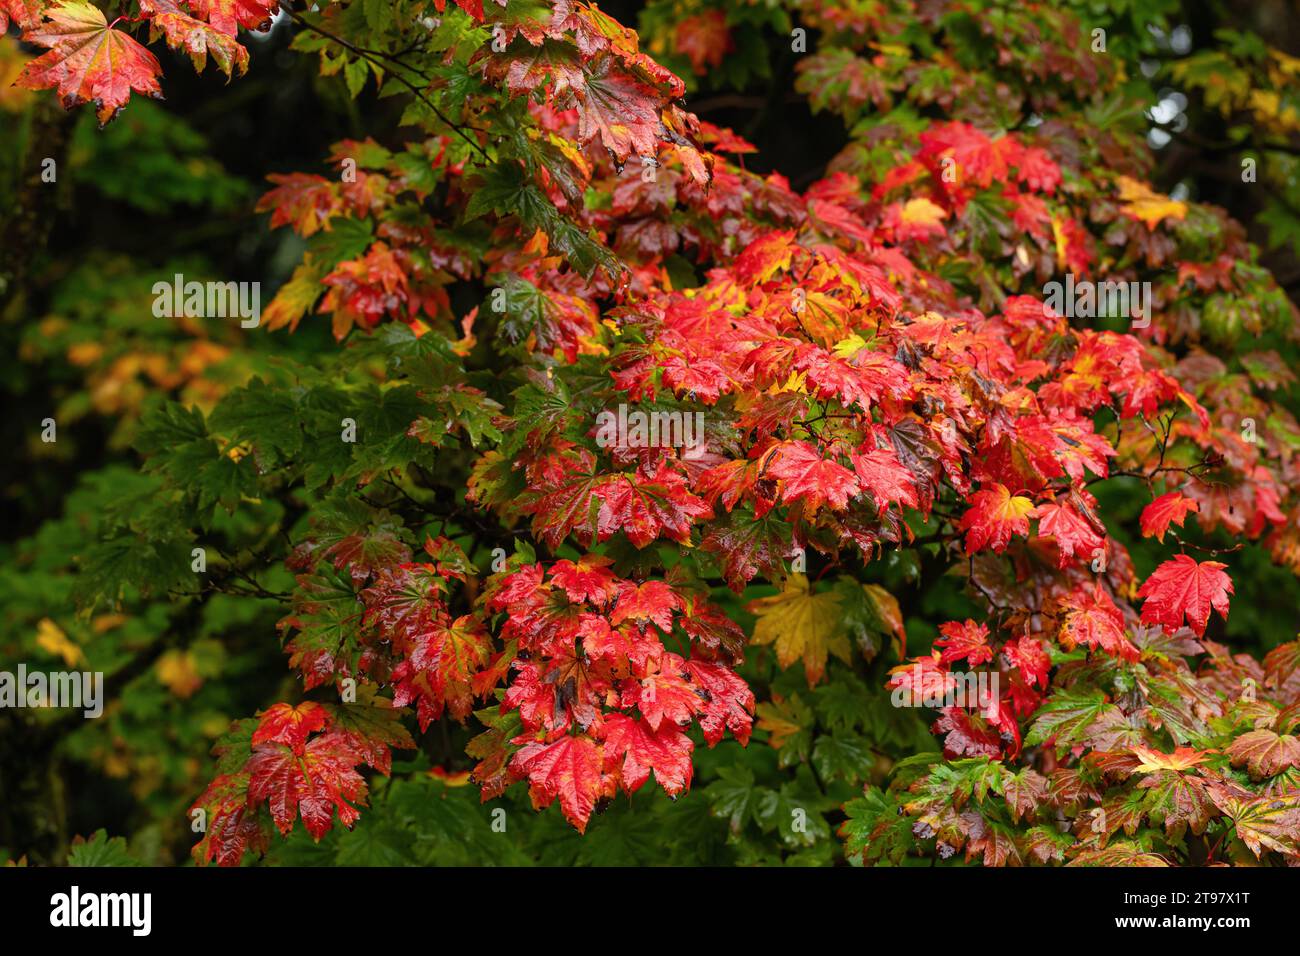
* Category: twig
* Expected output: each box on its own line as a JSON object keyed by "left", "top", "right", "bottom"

{"left": 285, "top": 8, "right": 491, "bottom": 161}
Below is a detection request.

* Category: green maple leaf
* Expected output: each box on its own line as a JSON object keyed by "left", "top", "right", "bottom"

{"left": 66, "top": 830, "right": 142, "bottom": 867}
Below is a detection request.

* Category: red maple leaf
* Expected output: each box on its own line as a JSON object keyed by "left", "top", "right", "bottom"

{"left": 850, "top": 445, "right": 919, "bottom": 512}
{"left": 934, "top": 706, "right": 1003, "bottom": 759}
{"left": 549, "top": 554, "right": 618, "bottom": 604}
{"left": 432, "top": 0, "right": 484, "bottom": 23}
{"left": 252, "top": 701, "right": 328, "bottom": 752}
{"left": 919, "top": 121, "right": 1016, "bottom": 192}
{"left": 765, "top": 440, "right": 860, "bottom": 512}
{"left": 189, "top": 773, "right": 268, "bottom": 867}
{"left": 733, "top": 230, "right": 798, "bottom": 286}
{"left": 1003, "top": 636, "right": 1051, "bottom": 689}
{"left": 674, "top": 10, "right": 731, "bottom": 75}
{"left": 509, "top": 733, "right": 607, "bottom": 832}
{"left": 246, "top": 731, "right": 368, "bottom": 840}
{"left": 610, "top": 579, "right": 681, "bottom": 631}
{"left": 601, "top": 713, "right": 693, "bottom": 795}
{"left": 257, "top": 173, "right": 341, "bottom": 237}
{"left": 1059, "top": 583, "right": 1140, "bottom": 661}
{"left": 574, "top": 54, "right": 663, "bottom": 164}
{"left": 578, "top": 615, "right": 661, "bottom": 671}
{"left": 503, "top": 661, "right": 568, "bottom": 733}
{"left": 957, "top": 483, "right": 1036, "bottom": 553}
{"left": 361, "top": 563, "right": 448, "bottom": 644}
{"left": 1034, "top": 500, "right": 1104, "bottom": 568}
{"left": 934, "top": 619, "right": 994, "bottom": 666}
{"left": 887, "top": 653, "right": 955, "bottom": 703}
{"left": 140, "top": 0, "right": 249, "bottom": 79}
{"left": 1016, "top": 146, "right": 1061, "bottom": 192}
{"left": 319, "top": 242, "right": 412, "bottom": 339}
{"left": 1137, "top": 555, "right": 1234, "bottom": 637}
{"left": 621, "top": 653, "right": 703, "bottom": 730}
{"left": 595, "top": 465, "right": 712, "bottom": 548}
{"left": 683, "top": 659, "right": 754, "bottom": 745}
{"left": 186, "top": 0, "right": 280, "bottom": 36}
{"left": 1139, "top": 491, "right": 1200, "bottom": 543}
{"left": 390, "top": 614, "right": 493, "bottom": 728}
{"left": 679, "top": 602, "right": 747, "bottom": 664}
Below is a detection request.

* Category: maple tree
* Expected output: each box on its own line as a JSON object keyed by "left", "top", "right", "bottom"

{"left": 3, "top": 0, "right": 1300, "bottom": 869}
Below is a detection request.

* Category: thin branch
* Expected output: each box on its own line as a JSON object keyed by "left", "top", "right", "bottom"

{"left": 285, "top": 8, "right": 491, "bottom": 161}
{"left": 1168, "top": 530, "right": 1243, "bottom": 558}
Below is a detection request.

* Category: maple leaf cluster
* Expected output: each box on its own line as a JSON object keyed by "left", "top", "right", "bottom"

{"left": 469, "top": 558, "right": 754, "bottom": 830}
{"left": 852, "top": 632, "right": 1300, "bottom": 866}
{"left": 779, "top": 0, "right": 1300, "bottom": 865}
{"left": 9, "top": 0, "right": 276, "bottom": 124}
{"left": 189, "top": 697, "right": 414, "bottom": 866}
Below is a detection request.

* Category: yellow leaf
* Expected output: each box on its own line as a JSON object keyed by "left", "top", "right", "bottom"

{"left": 1270, "top": 49, "right": 1300, "bottom": 79}
{"left": 36, "top": 618, "right": 84, "bottom": 667}
{"left": 104, "top": 753, "right": 131, "bottom": 778}
{"left": 767, "top": 370, "right": 808, "bottom": 395}
{"left": 157, "top": 649, "right": 203, "bottom": 699}
{"left": 871, "top": 42, "right": 912, "bottom": 59}
{"left": 1050, "top": 216, "right": 1069, "bottom": 271}
{"left": 262, "top": 255, "right": 327, "bottom": 332}
{"left": 428, "top": 767, "right": 473, "bottom": 787}
{"left": 832, "top": 332, "right": 869, "bottom": 360}
{"left": 1249, "top": 88, "right": 1300, "bottom": 133}
{"left": 800, "top": 290, "right": 852, "bottom": 343}
{"left": 998, "top": 489, "right": 1037, "bottom": 522}
{"left": 898, "top": 197, "right": 948, "bottom": 228}
{"left": 92, "top": 613, "right": 128, "bottom": 634}
{"left": 1115, "top": 175, "right": 1187, "bottom": 230}
{"left": 747, "top": 574, "right": 852, "bottom": 685}
{"left": 0, "top": 41, "right": 33, "bottom": 113}
{"left": 66, "top": 342, "right": 104, "bottom": 367}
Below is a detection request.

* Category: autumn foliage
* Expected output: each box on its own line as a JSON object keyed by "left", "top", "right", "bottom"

{"left": 7, "top": 0, "right": 1300, "bottom": 867}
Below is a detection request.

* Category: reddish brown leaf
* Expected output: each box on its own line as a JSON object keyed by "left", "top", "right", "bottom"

{"left": 1226, "top": 730, "right": 1300, "bottom": 778}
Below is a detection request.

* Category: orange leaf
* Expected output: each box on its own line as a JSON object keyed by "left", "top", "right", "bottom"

{"left": 1116, "top": 175, "right": 1188, "bottom": 230}
{"left": 16, "top": 0, "right": 163, "bottom": 126}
